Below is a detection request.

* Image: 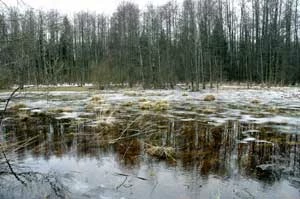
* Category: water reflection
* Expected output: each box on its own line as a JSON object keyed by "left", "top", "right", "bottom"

{"left": 1, "top": 113, "right": 300, "bottom": 198}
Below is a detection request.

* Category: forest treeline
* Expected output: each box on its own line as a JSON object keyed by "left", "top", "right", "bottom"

{"left": 0, "top": 0, "right": 300, "bottom": 89}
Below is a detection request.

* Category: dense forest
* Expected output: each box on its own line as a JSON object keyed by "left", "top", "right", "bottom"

{"left": 0, "top": 0, "right": 300, "bottom": 89}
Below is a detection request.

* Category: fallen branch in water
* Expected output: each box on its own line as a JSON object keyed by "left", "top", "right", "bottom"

{"left": 0, "top": 86, "right": 21, "bottom": 121}
{"left": 1, "top": 151, "right": 26, "bottom": 185}
{"left": 116, "top": 175, "right": 128, "bottom": 190}
{"left": 0, "top": 86, "right": 27, "bottom": 185}
{"left": 0, "top": 170, "right": 68, "bottom": 198}
{"left": 114, "top": 172, "right": 148, "bottom": 181}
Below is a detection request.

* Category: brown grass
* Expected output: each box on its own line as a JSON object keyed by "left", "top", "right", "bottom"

{"left": 204, "top": 95, "right": 216, "bottom": 101}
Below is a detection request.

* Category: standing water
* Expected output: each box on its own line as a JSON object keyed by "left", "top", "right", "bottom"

{"left": 0, "top": 88, "right": 299, "bottom": 199}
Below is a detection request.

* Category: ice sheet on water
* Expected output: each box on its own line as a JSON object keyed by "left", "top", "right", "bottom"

{"left": 2, "top": 86, "right": 300, "bottom": 133}
{"left": 240, "top": 115, "right": 300, "bottom": 125}
{"left": 243, "top": 137, "right": 256, "bottom": 142}
{"left": 55, "top": 112, "right": 83, "bottom": 120}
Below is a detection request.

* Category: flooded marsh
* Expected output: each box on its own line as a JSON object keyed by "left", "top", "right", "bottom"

{"left": 0, "top": 87, "right": 299, "bottom": 198}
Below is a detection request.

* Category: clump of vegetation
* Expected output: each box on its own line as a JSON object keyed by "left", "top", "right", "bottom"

{"left": 91, "top": 95, "right": 103, "bottom": 103}
{"left": 10, "top": 103, "right": 27, "bottom": 111}
{"left": 153, "top": 101, "right": 169, "bottom": 111}
{"left": 139, "top": 100, "right": 169, "bottom": 111}
{"left": 146, "top": 145, "right": 175, "bottom": 160}
{"left": 48, "top": 107, "right": 73, "bottom": 113}
{"left": 139, "top": 101, "right": 152, "bottom": 110}
{"left": 138, "top": 98, "right": 147, "bottom": 102}
{"left": 30, "top": 109, "right": 47, "bottom": 117}
{"left": 124, "top": 91, "right": 140, "bottom": 96}
{"left": 18, "top": 113, "right": 30, "bottom": 121}
{"left": 86, "top": 95, "right": 105, "bottom": 111}
{"left": 116, "top": 139, "right": 141, "bottom": 158}
{"left": 62, "top": 107, "right": 73, "bottom": 112}
{"left": 267, "top": 106, "right": 281, "bottom": 114}
{"left": 122, "top": 101, "right": 135, "bottom": 107}
{"left": 251, "top": 99, "right": 260, "bottom": 104}
{"left": 182, "top": 93, "right": 188, "bottom": 96}
{"left": 202, "top": 108, "right": 217, "bottom": 114}
{"left": 204, "top": 95, "right": 216, "bottom": 101}
{"left": 85, "top": 103, "right": 95, "bottom": 111}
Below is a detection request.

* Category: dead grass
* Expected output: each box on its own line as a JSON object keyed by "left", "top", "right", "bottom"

{"left": 138, "top": 98, "right": 147, "bottom": 102}
{"left": 251, "top": 99, "right": 260, "bottom": 104}
{"left": 124, "top": 91, "right": 140, "bottom": 96}
{"left": 139, "top": 101, "right": 152, "bottom": 110}
{"left": 139, "top": 100, "right": 169, "bottom": 111}
{"left": 122, "top": 101, "right": 135, "bottom": 107}
{"left": 91, "top": 95, "right": 103, "bottom": 103}
{"left": 202, "top": 108, "right": 217, "bottom": 114}
{"left": 85, "top": 103, "right": 96, "bottom": 111}
{"left": 85, "top": 95, "right": 105, "bottom": 111}
{"left": 48, "top": 107, "right": 73, "bottom": 113}
{"left": 146, "top": 145, "right": 175, "bottom": 160}
{"left": 204, "top": 95, "right": 216, "bottom": 101}
{"left": 10, "top": 103, "right": 27, "bottom": 111}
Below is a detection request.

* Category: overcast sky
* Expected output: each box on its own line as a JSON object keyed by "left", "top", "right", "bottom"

{"left": 6, "top": 0, "right": 183, "bottom": 15}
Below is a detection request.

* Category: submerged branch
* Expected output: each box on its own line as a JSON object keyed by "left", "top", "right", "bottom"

{"left": 114, "top": 172, "right": 148, "bottom": 182}
{"left": 1, "top": 151, "right": 26, "bottom": 185}
{"left": 0, "top": 86, "right": 26, "bottom": 185}
{"left": 116, "top": 175, "right": 128, "bottom": 190}
{"left": 0, "top": 86, "right": 21, "bottom": 121}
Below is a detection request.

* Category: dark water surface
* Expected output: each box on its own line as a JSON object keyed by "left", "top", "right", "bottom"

{"left": 1, "top": 115, "right": 299, "bottom": 199}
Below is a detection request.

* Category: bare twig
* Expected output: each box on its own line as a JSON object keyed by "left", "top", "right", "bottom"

{"left": 109, "top": 114, "right": 144, "bottom": 144}
{"left": 0, "top": 86, "right": 21, "bottom": 121}
{"left": 122, "top": 140, "right": 133, "bottom": 160}
{"left": 116, "top": 175, "right": 128, "bottom": 190}
{"left": 0, "top": 86, "right": 26, "bottom": 185}
{"left": 114, "top": 172, "right": 148, "bottom": 181}
{"left": 1, "top": 151, "right": 26, "bottom": 185}
{"left": 0, "top": 0, "right": 9, "bottom": 9}
{"left": 1, "top": 171, "right": 68, "bottom": 198}
{"left": 110, "top": 129, "right": 157, "bottom": 143}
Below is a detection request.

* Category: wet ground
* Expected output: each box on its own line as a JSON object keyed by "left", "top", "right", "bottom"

{"left": 0, "top": 87, "right": 299, "bottom": 198}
